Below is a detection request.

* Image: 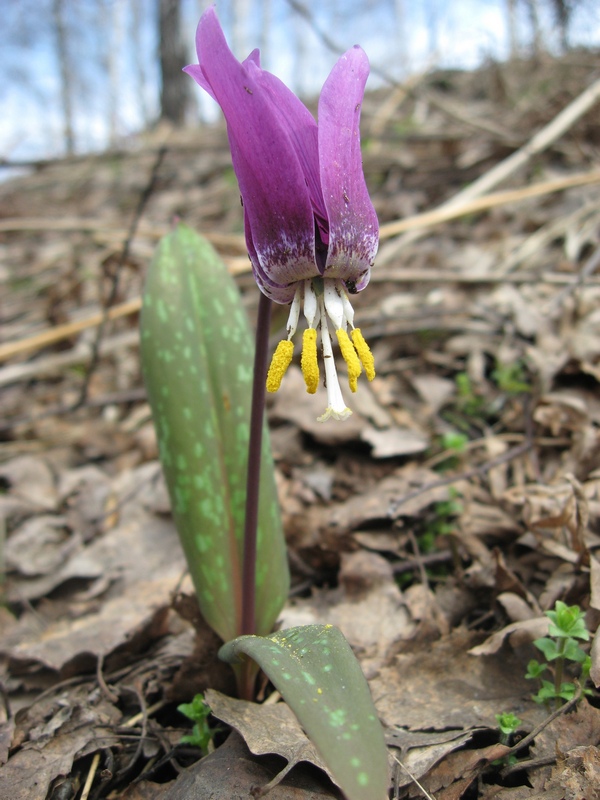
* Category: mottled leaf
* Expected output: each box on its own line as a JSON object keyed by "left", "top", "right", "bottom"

{"left": 219, "top": 624, "right": 389, "bottom": 800}
{"left": 140, "top": 224, "right": 289, "bottom": 641}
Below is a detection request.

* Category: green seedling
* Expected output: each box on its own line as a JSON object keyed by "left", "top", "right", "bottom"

{"left": 420, "top": 489, "right": 463, "bottom": 552}
{"left": 491, "top": 360, "right": 530, "bottom": 395}
{"left": 433, "top": 431, "right": 469, "bottom": 472}
{"left": 493, "top": 711, "right": 521, "bottom": 766}
{"left": 441, "top": 431, "right": 469, "bottom": 454}
{"left": 526, "top": 601, "right": 592, "bottom": 708}
{"left": 178, "top": 695, "right": 214, "bottom": 754}
{"left": 455, "top": 372, "right": 486, "bottom": 418}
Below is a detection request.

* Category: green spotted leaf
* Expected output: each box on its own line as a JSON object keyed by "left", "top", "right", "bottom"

{"left": 140, "top": 224, "right": 289, "bottom": 642}
{"left": 219, "top": 625, "right": 389, "bottom": 800}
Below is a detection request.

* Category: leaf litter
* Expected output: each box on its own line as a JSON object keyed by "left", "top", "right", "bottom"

{"left": 1, "top": 53, "right": 600, "bottom": 798}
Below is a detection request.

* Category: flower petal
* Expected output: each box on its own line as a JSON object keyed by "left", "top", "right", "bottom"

{"left": 185, "top": 8, "right": 319, "bottom": 295}
{"left": 318, "top": 46, "right": 379, "bottom": 291}
{"left": 246, "top": 61, "right": 328, "bottom": 241}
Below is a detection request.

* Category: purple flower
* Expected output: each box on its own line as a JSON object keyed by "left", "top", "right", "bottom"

{"left": 185, "top": 7, "right": 378, "bottom": 421}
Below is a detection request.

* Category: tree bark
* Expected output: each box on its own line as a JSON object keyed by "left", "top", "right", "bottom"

{"left": 51, "top": 0, "right": 75, "bottom": 154}
{"left": 159, "top": 0, "right": 190, "bottom": 125}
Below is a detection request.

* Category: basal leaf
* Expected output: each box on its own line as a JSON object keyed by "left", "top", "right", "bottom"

{"left": 140, "top": 224, "right": 289, "bottom": 642}
{"left": 219, "top": 624, "right": 389, "bottom": 800}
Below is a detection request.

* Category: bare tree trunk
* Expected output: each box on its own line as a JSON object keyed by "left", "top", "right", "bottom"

{"left": 524, "top": 0, "right": 543, "bottom": 57}
{"left": 159, "top": 0, "right": 190, "bottom": 125}
{"left": 394, "top": 0, "right": 410, "bottom": 77}
{"left": 424, "top": 0, "right": 440, "bottom": 61}
{"left": 131, "top": 0, "right": 151, "bottom": 128}
{"left": 51, "top": 0, "right": 75, "bottom": 154}
{"left": 552, "top": 0, "right": 572, "bottom": 51}
{"left": 108, "top": 0, "right": 127, "bottom": 144}
{"left": 505, "top": 0, "right": 519, "bottom": 58}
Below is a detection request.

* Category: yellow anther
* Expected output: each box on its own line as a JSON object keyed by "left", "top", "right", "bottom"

{"left": 301, "top": 328, "right": 319, "bottom": 394}
{"left": 336, "top": 329, "right": 362, "bottom": 393}
{"left": 266, "top": 339, "right": 294, "bottom": 392}
{"left": 351, "top": 328, "right": 375, "bottom": 381}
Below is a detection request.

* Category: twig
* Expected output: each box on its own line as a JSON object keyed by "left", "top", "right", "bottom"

{"left": 80, "top": 752, "right": 101, "bottom": 800}
{"left": 390, "top": 749, "right": 437, "bottom": 800}
{"left": 96, "top": 653, "right": 119, "bottom": 703}
{"left": 0, "top": 329, "right": 139, "bottom": 389}
{"left": 72, "top": 146, "right": 166, "bottom": 410}
{"left": 547, "top": 242, "right": 600, "bottom": 313}
{"left": 378, "top": 169, "right": 600, "bottom": 240}
{"left": 0, "top": 297, "right": 142, "bottom": 362}
{"left": 390, "top": 439, "right": 533, "bottom": 516}
{"left": 379, "top": 75, "right": 600, "bottom": 263}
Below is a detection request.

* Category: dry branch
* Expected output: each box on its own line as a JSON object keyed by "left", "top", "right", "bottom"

{"left": 378, "top": 74, "right": 600, "bottom": 263}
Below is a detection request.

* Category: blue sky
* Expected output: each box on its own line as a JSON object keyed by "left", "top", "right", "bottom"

{"left": 1, "top": 0, "right": 599, "bottom": 164}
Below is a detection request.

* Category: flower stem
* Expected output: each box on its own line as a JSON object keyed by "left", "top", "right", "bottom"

{"left": 554, "top": 639, "right": 566, "bottom": 708}
{"left": 240, "top": 291, "right": 272, "bottom": 640}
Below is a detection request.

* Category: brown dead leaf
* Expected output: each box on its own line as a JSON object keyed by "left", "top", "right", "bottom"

{"left": 0, "top": 720, "right": 15, "bottom": 767}
{"left": 0, "top": 455, "right": 58, "bottom": 513}
{"left": 163, "top": 730, "right": 341, "bottom": 799}
{"left": 5, "top": 515, "right": 73, "bottom": 577}
{"left": 409, "top": 373, "right": 455, "bottom": 415}
{"left": 0, "top": 699, "right": 119, "bottom": 800}
{"left": 591, "top": 555, "right": 600, "bottom": 611}
{"left": 373, "top": 628, "right": 546, "bottom": 731}
{"left": 529, "top": 699, "right": 600, "bottom": 760}
{"left": 591, "top": 625, "right": 600, "bottom": 688}
{"left": 469, "top": 617, "right": 549, "bottom": 655}
{"left": 361, "top": 425, "right": 429, "bottom": 458}
{"left": 2, "top": 508, "right": 186, "bottom": 672}
{"left": 388, "top": 727, "right": 476, "bottom": 789}
{"left": 548, "top": 745, "right": 600, "bottom": 800}
{"left": 205, "top": 690, "right": 336, "bottom": 786}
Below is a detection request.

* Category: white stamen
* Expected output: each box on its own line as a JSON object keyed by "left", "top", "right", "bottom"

{"left": 304, "top": 279, "right": 318, "bottom": 328}
{"left": 286, "top": 285, "right": 302, "bottom": 338}
{"left": 339, "top": 284, "right": 356, "bottom": 328}
{"left": 317, "top": 300, "right": 352, "bottom": 422}
{"left": 323, "top": 280, "right": 345, "bottom": 331}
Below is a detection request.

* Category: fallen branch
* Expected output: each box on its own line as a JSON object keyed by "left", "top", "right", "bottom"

{"left": 378, "top": 74, "right": 600, "bottom": 263}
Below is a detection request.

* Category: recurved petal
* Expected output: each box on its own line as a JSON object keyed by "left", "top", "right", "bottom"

{"left": 318, "top": 46, "right": 379, "bottom": 290}
{"left": 186, "top": 8, "right": 319, "bottom": 293}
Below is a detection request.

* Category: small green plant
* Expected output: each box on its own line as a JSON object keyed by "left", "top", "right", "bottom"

{"left": 421, "top": 489, "right": 463, "bottom": 551}
{"left": 455, "top": 372, "right": 486, "bottom": 418}
{"left": 432, "top": 431, "right": 469, "bottom": 472}
{"left": 495, "top": 711, "right": 521, "bottom": 743}
{"left": 493, "top": 711, "right": 521, "bottom": 765}
{"left": 178, "top": 695, "right": 214, "bottom": 754}
{"left": 526, "top": 601, "right": 592, "bottom": 708}
{"left": 491, "top": 360, "right": 530, "bottom": 395}
{"left": 441, "top": 431, "right": 469, "bottom": 454}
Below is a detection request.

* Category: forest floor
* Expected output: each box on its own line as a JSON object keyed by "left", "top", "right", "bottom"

{"left": 1, "top": 51, "right": 600, "bottom": 800}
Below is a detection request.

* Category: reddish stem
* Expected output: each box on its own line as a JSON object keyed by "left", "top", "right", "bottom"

{"left": 240, "top": 291, "right": 272, "bottom": 643}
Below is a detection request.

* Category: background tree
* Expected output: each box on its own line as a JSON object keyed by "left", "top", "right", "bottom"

{"left": 159, "top": 0, "right": 190, "bottom": 125}
{"left": 52, "top": 0, "right": 75, "bottom": 154}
